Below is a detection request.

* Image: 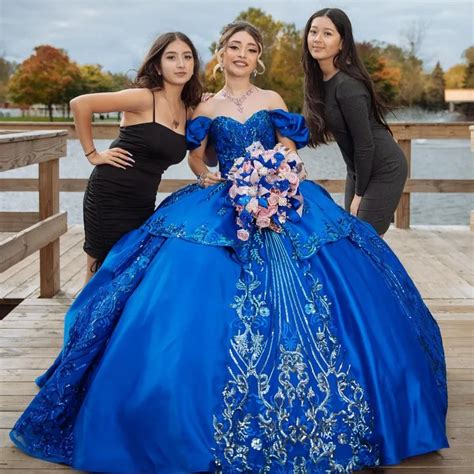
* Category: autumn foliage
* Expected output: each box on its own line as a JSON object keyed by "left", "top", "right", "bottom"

{"left": 203, "top": 8, "right": 473, "bottom": 113}
{"left": 5, "top": 45, "right": 127, "bottom": 119}
{"left": 8, "top": 45, "right": 81, "bottom": 120}
{"left": 2, "top": 9, "right": 473, "bottom": 118}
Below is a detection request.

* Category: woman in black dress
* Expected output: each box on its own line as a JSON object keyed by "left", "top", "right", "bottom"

{"left": 71, "top": 32, "right": 202, "bottom": 281}
{"left": 302, "top": 8, "right": 407, "bottom": 237}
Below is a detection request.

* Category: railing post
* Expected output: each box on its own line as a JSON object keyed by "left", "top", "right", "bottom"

{"left": 38, "top": 158, "right": 60, "bottom": 297}
{"left": 470, "top": 126, "right": 474, "bottom": 232}
{"left": 395, "top": 139, "right": 412, "bottom": 229}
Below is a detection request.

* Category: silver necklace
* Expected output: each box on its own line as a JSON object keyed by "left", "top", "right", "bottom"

{"left": 222, "top": 86, "right": 255, "bottom": 113}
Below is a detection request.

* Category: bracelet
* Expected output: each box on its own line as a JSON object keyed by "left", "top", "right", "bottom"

{"left": 85, "top": 148, "right": 96, "bottom": 157}
{"left": 197, "top": 171, "right": 209, "bottom": 186}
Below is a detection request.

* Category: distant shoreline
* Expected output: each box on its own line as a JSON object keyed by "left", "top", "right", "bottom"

{"left": 0, "top": 109, "right": 470, "bottom": 123}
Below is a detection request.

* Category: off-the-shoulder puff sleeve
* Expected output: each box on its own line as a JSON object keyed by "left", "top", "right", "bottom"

{"left": 185, "top": 116, "right": 212, "bottom": 150}
{"left": 270, "top": 109, "right": 309, "bottom": 149}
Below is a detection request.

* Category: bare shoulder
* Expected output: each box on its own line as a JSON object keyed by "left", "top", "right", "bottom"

{"left": 260, "top": 89, "right": 288, "bottom": 111}
{"left": 191, "top": 93, "right": 221, "bottom": 119}
{"left": 118, "top": 88, "right": 154, "bottom": 108}
{"left": 70, "top": 87, "right": 153, "bottom": 113}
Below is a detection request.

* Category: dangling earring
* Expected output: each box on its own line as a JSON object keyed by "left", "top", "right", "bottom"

{"left": 252, "top": 69, "right": 257, "bottom": 78}
{"left": 256, "top": 59, "right": 266, "bottom": 75}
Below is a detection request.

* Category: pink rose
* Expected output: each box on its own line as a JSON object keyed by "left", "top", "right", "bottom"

{"left": 259, "top": 206, "right": 277, "bottom": 218}
{"left": 268, "top": 194, "right": 279, "bottom": 207}
{"left": 256, "top": 215, "right": 271, "bottom": 228}
{"left": 279, "top": 163, "right": 291, "bottom": 175}
{"left": 288, "top": 172, "right": 299, "bottom": 185}
{"left": 265, "top": 174, "right": 278, "bottom": 184}
{"left": 237, "top": 229, "right": 250, "bottom": 241}
{"left": 248, "top": 187, "right": 257, "bottom": 197}
{"left": 242, "top": 162, "right": 252, "bottom": 173}
{"left": 229, "top": 185, "right": 238, "bottom": 199}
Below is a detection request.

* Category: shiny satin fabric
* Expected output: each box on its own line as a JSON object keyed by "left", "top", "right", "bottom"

{"left": 10, "top": 110, "right": 448, "bottom": 473}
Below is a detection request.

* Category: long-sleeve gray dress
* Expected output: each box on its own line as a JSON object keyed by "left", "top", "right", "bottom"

{"left": 323, "top": 70, "right": 407, "bottom": 234}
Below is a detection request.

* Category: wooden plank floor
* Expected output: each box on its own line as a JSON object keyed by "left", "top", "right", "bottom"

{"left": 1, "top": 225, "right": 473, "bottom": 302}
{"left": 0, "top": 225, "right": 473, "bottom": 473}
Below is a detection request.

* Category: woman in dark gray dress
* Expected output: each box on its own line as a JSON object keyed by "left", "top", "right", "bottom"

{"left": 302, "top": 8, "right": 407, "bottom": 236}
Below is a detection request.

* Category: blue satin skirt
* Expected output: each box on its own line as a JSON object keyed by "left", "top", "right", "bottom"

{"left": 10, "top": 181, "right": 448, "bottom": 473}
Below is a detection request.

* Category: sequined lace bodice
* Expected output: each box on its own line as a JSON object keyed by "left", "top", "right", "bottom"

{"left": 186, "top": 108, "right": 309, "bottom": 176}
{"left": 209, "top": 110, "right": 276, "bottom": 175}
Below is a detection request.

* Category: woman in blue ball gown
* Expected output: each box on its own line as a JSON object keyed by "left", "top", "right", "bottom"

{"left": 10, "top": 21, "right": 448, "bottom": 474}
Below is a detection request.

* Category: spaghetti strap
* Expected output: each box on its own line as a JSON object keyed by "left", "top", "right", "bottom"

{"left": 151, "top": 90, "right": 156, "bottom": 123}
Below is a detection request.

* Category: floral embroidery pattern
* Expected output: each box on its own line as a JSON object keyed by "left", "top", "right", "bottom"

{"left": 214, "top": 231, "right": 379, "bottom": 473}
{"left": 10, "top": 235, "right": 165, "bottom": 464}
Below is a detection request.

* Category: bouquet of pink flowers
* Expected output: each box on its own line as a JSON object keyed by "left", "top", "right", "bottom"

{"left": 227, "top": 141, "right": 307, "bottom": 241}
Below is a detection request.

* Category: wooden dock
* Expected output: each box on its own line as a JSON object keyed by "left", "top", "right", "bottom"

{"left": 0, "top": 225, "right": 473, "bottom": 473}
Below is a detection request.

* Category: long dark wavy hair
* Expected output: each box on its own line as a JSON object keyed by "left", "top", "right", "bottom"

{"left": 133, "top": 32, "right": 202, "bottom": 107}
{"left": 302, "top": 8, "right": 391, "bottom": 146}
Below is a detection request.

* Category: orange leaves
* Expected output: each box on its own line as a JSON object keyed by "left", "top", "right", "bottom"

{"left": 8, "top": 45, "right": 80, "bottom": 107}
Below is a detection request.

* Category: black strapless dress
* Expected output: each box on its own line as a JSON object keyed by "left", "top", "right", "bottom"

{"left": 83, "top": 94, "right": 187, "bottom": 262}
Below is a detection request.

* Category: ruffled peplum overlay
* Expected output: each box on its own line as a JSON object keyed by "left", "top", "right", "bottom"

{"left": 10, "top": 109, "right": 448, "bottom": 473}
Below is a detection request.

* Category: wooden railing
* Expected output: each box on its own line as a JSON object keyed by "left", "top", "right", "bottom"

{"left": 0, "top": 130, "right": 68, "bottom": 297}
{"left": 0, "top": 122, "right": 473, "bottom": 229}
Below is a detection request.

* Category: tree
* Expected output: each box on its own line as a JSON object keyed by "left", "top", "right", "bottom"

{"left": 203, "top": 58, "right": 224, "bottom": 94}
{"left": 110, "top": 72, "right": 130, "bottom": 91}
{"left": 445, "top": 64, "right": 467, "bottom": 89}
{"left": 462, "top": 46, "right": 474, "bottom": 88}
{"left": 357, "top": 42, "right": 400, "bottom": 104}
{"left": 8, "top": 45, "right": 80, "bottom": 120}
{"left": 269, "top": 24, "right": 304, "bottom": 111}
{"left": 58, "top": 64, "right": 116, "bottom": 118}
{"left": 79, "top": 64, "right": 115, "bottom": 94}
{"left": 399, "top": 56, "right": 425, "bottom": 107}
{"left": 379, "top": 41, "right": 426, "bottom": 107}
{"left": 400, "top": 19, "right": 428, "bottom": 59}
{"left": 424, "top": 62, "right": 445, "bottom": 110}
{"left": 0, "top": 57, "right": 17, "bottom": 103}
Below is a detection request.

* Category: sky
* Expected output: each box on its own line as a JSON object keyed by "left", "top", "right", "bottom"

{"left": 1, "top": 0, "right": 473, "bottom": 74}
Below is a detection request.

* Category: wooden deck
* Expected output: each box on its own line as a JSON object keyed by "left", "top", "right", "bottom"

{"left": 0, "top": 225, "right": 473, "bottom": 473}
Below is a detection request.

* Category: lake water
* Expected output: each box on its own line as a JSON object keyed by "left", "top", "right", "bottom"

{"left": 1, "top": 138, "right": 472, "bottom": 226}
{"left": 1, "top": 107, "right": 473, "bottom": 226}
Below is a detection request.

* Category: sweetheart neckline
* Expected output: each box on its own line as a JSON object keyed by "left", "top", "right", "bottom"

{"left": 212, "top": 109, "right": 270, "bottom": 126}
{"left": 188, "top": 109, "right": 279, "bottom": 127}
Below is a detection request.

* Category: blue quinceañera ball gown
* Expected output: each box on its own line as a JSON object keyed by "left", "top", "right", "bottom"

{"left": 10, "top": 109, "right": 448, "bottom": 473}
